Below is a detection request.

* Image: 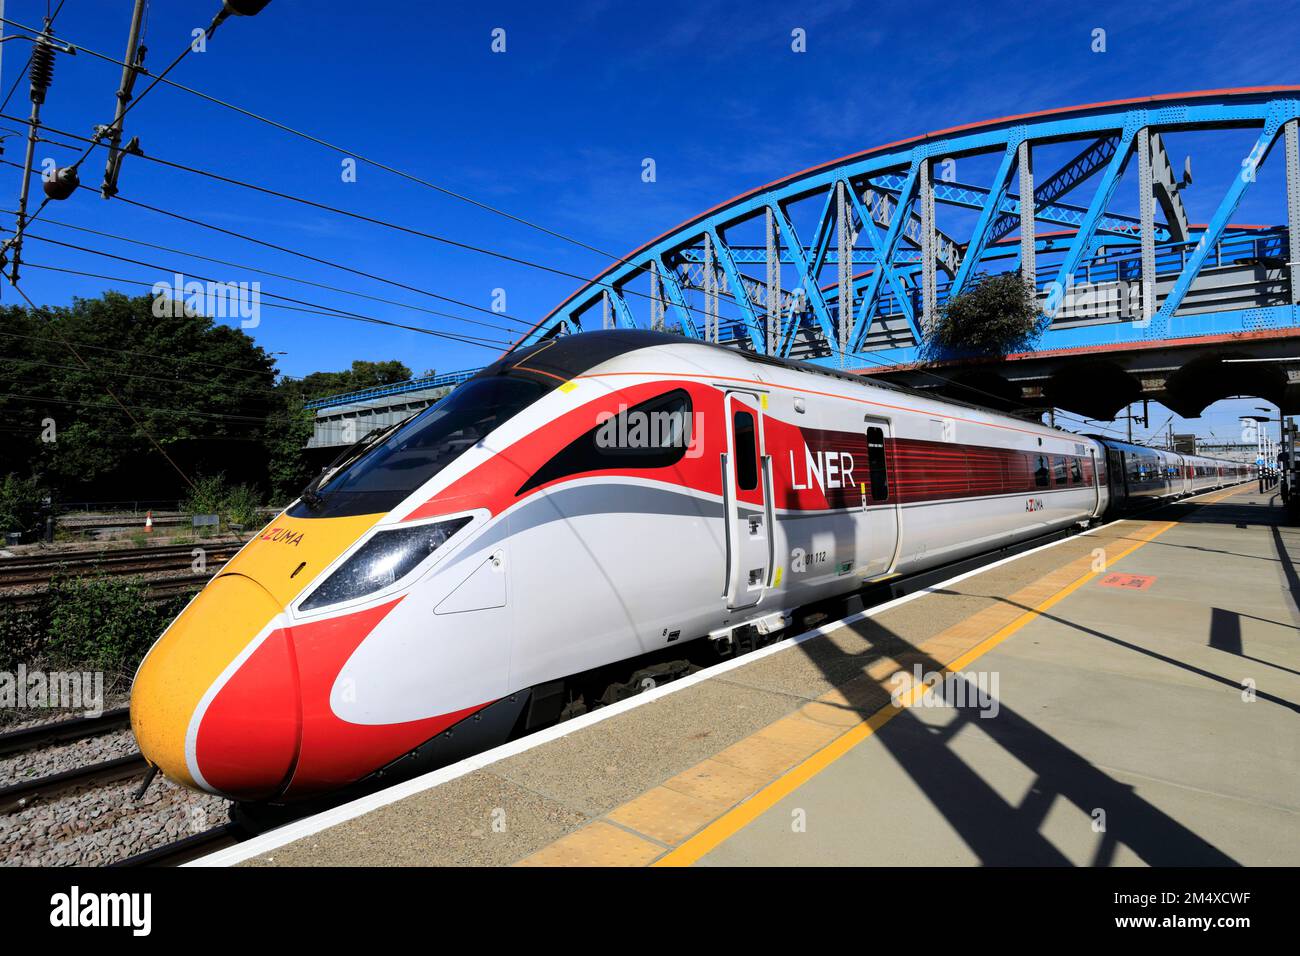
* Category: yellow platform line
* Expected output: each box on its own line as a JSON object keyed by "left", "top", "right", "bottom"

{"left": 653, "top": 516, "right": 1184, "bottom": 866}
{"left": 516, "top": 485, "right": 1247, "bottom": 867}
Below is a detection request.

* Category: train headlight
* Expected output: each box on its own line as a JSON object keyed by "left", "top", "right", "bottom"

{"left": 300, "top": 516, "right": 472, "bottom": 611}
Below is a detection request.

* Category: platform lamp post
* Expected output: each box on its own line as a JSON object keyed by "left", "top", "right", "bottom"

{"left": 1246, "top": 414, "right": 1270, "bottom": 492}
{"left": 1257, "top": 406, "right": 1279, "bottom": 487}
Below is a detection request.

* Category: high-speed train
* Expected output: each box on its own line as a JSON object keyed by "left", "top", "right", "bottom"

{"left": 129, "top": 331, "right": 1250, "bottom": 804}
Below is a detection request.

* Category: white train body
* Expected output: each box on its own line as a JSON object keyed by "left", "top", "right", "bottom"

{"left": 129, "top": 332, "right": 1247, "bottom": 803}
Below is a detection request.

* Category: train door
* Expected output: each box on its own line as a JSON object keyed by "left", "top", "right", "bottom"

{"left": 1109, "top": 448, "right": 1127, "bottom": 505}
{"left": 722, "top": 391, "right": 771, "bottom": 610}
{"left": 1089, "top": 448, "right": 1102, "bottom": 516}
{"left": 860, "top": 417, "right": 900, "bottom": 577}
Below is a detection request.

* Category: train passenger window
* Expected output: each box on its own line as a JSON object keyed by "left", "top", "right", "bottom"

{"left": 1053, "top": 457, "right": 1068, "bottom": 485}
{"left": 866, "top": 426, "right": 888, "bottom": 500}
{"left": 733, "top": 410, "right": 759, "bottom": 491}
{"left": 1034, "top": 455, "right": 1050, "bottom": 488}
{"left": 1070, "top": 459, "right": 1083, "bottom": 484}
{"left": 517, "top": 389, "right": 694, "bottom": 495}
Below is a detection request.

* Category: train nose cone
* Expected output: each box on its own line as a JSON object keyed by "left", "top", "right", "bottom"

{"left": 131, "top": 573, "right": 301, "bottom": 801}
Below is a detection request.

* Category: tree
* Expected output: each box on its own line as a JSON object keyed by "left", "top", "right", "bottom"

{"left": 293, "top": 359, "right": 412, "bottom": 404}
{"left": 1, "top": 290, "right": 424, "bottom": 507}
{"left": 0, "top": 292, "right": 280, "bottom": 501}
{"left": 921, "top": 272, "right": 1046, "bottom": 361}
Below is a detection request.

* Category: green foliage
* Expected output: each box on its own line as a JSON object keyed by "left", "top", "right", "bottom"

{"left": 181, "top": 474, "right": 229, "bottom": 516}
{"left": 182, "top": 473, "right": 264, "bottom": 530}
{"left": 292, "top": 359, "right": 413, "bottom": 404}
{"left": 0, "top": 289, "right": 420, "bottom": 509}
{"left": 0, "top": 473, "right": 45, "bottom": 536}
{"left": 262, "top": 400, "right": 316, "bottom": 503}
{"left": 224, "top": 482, "right": 262, "bottom": 528}
{"left": 0, "top": 575, "right": 193, "bottom": 688}
{"left": 0, "top": 292, "right": 280, "bottom": 499}
{"left": 44, "top": 575, "right": 167, "bottom": 674}
{"left": 922, "top": 272, "right": 1046, "bottom": 361}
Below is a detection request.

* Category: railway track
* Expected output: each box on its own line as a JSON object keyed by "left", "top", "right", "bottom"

{"left": 0, "top": 707, "right": 131, "bottom": 758}
{"left": 0, "top": 541, "right": 241, "bottom": 585}
{"left": 113, "top": 823, "right": 244, "bottom": 867}
{"left": 0, "top": 709, "right": 141, "bottom": 814}
{"left": 0, "top": 707, "right": 233, "bottom": 866}
{"left": 0, "top": 542, "right": 240, "bottom": 609}
{"left": 0, "top": 752, "right": 147, "bottom": 814}
{"left": 0, "top": 573, "right": 214, "bottom": 609}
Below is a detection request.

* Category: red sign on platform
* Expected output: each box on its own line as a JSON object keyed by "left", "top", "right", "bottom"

{"left": 1098, "top": 573, "right": 1156, "bottom": 590}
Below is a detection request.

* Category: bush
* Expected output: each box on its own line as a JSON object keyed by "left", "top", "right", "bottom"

{"left": 922, "top": 271, "right": 1047, "bottom": 361}
{"left": 182, "top": 474, "right": 228, "bottom": 518}
{"left": 224, "top": 482, "right": 262, "bottom": 529}
{"left": 0, "top": 473, "right": 45, "bottom": 538}
{"left": 182, "top": 473, "right": 265, "bottom": 532}
{"left": 0, "top": 574, "right": 194, "bottom": 692}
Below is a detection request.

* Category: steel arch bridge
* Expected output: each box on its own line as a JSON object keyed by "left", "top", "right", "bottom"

{"left": 516, "top": 87, "right": 1300, "bottom": 392}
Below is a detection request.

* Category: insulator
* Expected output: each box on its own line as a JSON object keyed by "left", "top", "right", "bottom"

{"left": 29, "top": 38, "right": 56, "bottom": 106}
{"left": 42, "top": 166, "right": 79, "bottom": 201}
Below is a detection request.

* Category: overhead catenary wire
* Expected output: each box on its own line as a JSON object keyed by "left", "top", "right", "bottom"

{"left": 3, "top": 221, "right": 514, "bottom": 349}
{"left": 2, "top": 117, "right": 758, "bottom": 327}
{"left": 17, "top": 253, "right": 512, "bottom": 351}
{"left": 0, "top": 353, "right": 290, "bottom": 402}
{"left": 13, "top": 125, "right": 541, "bottom": 334}
{"left": 0, "top": 11, "right": 758, "bottom": 308}
{"left": 0, "top": 153, "right": 541, "bottom": 332}
{"left": 0, "top": 327, "right": 279, "bottom": 379}
{"left": 25, "top": 209, "right": 531, "bottom": 337}
{"left": 2, "top": 5, "right": 256, "bottom": 265}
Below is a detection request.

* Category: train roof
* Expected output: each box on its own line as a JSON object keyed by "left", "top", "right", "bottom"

{"left": 491, "top": 330, "right": 1052, "bottom": 426}
{"left": 1085, "top": 434, "right": 1248, "bottom": 465}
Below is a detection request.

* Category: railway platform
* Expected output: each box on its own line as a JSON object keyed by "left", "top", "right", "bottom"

{"left": 205, "top": 484, "right": 1300, "bottom": 867}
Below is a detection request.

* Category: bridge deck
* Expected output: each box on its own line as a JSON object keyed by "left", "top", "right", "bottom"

{"left": 207, "top": 485, "right": 1299, "bottom": 867}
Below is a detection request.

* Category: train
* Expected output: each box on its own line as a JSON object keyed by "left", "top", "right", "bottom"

{"left": 129, "top": 330, "right": 1250, "bottom": 806}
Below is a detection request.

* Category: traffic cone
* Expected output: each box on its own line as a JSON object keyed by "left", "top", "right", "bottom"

{"left": 144, "top": 510, "right": 153, "bottom": 533}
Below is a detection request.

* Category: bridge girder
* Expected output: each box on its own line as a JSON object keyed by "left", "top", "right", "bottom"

{"left": 519, "top": 88, "right": 1300, "bottom": 383}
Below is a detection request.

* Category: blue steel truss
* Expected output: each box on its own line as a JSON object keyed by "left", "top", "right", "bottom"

{"left": 517, "top": 88, "right": 1300, "bottom": 370}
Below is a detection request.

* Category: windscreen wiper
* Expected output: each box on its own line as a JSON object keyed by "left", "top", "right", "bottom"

{"left": 299, "top": 427, "right": 383, "bottom": 509}
{"left": 297, "top": 412, "right": 418, "bottom": 509}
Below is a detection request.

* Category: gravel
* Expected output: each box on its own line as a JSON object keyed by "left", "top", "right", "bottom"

{"left": 0, "top": 709, "right": 232, "bottom": 866}
{"left": 1, "top": 773, "right": 230, "bottom": 867}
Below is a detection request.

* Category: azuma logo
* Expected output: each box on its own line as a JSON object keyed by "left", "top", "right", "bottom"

{"left": 260, "top": 526, "right": 304, "bottom": 546}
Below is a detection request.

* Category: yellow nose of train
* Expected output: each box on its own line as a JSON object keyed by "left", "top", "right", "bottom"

{"left": 131, "top": 574, "right": 297, "bottom": 798}
{"left": 130, "top": 512, "right": 383, "bottom": 801}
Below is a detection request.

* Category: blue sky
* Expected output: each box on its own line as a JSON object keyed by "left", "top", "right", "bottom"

{"left": 1, "top": 0, "right": 1297, "bottom": 447}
